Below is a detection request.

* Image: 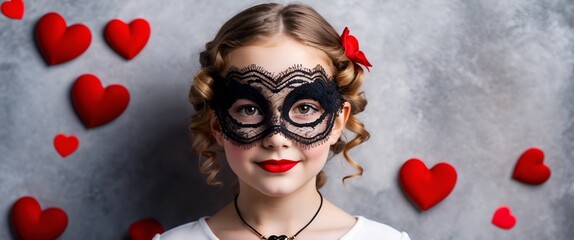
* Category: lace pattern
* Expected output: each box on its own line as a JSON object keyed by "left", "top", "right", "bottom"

{"left": 210, "top": 64, "right": 345, "bottom": 149}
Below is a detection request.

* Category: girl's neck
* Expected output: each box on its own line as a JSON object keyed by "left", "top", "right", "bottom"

{"left": 235, "top": 178, "right": 322, "bottom": 234}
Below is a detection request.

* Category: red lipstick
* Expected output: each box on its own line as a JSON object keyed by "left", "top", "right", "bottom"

{"left": 257, "top": 160, "right": 299, "bottom": 173}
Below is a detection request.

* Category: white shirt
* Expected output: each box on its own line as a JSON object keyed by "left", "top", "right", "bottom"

{"left": 153, "top": 216, "right": 410, "bottom": 240}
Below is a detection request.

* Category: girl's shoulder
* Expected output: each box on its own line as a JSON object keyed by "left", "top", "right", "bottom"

{"left": 152, "top": 217, "right": 217, "bottom": 240}
{"left": 340, "top": 216, "right": 411, "bottom": 240}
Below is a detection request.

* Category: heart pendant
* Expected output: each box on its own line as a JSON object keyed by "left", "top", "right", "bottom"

{"left": 268, "top": 235, "right": 289, "bottom": 240}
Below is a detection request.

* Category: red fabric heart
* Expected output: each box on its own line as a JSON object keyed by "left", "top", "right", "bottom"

{"left": 53, "top": 133, "right": 79, "bottom": 158}
{"left": 11, "top": 196, "right": 68, "bottom": 240}
{"left": 1, "top": 0, "right": 24, "bottom": 20}
{"left": 104, "top": 18, "right": 151, "bottom": 60}
{"left": 399, "top": 158, "right": 457, "bottom": 211}
{"left": 512, "top": 147, "right": 551, "bottom": 185}
{"left": 129, "top": 218, "right": 165, "bottom": 240}
{"left": 71, "top": 74, "right": 130, "bottom": 128}
{"left": 492, "top": 205, "right": 516, "bottom": 230}
{"left": 35, "top": 12, "right": 91, "bottom": 65}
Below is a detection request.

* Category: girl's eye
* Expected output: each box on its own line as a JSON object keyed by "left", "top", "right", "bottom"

{"left": 296, "top": 104, "right": 315, "bottom": 115}
{"left": 238, "top": 105, "right": 260, "bottom": 116}
{"left": 289, "top": 100, "right": 324, "bottom": 124}
{"left": 229, "top": 99, "right": 264, "bottom": 124}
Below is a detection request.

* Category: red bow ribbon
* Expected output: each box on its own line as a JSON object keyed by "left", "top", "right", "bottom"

{"left": 341, "top": 27, "right": 372, "bottom": 71}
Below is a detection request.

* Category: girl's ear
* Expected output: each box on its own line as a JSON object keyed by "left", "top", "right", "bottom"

{"left": 210, "top": 112, "right": 225, "bottom": 146}
{"left": 329, "top": 101, "right": 351, "bottom": 145}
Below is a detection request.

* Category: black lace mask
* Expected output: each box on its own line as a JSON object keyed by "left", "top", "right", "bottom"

{"left": 210, "top": 64, "right": 345, "bottom": 149}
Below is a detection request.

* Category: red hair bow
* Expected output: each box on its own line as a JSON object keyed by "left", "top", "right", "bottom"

{"left": 341, "top": 27, "right": 372, "bottom": 71}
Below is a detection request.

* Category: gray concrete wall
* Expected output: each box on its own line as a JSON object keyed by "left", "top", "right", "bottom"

{"left": 1, "top": 0, "right": 573, "bottom": 239}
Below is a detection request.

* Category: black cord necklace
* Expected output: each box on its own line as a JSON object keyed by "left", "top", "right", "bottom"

{"left": 234, "top": 191, "right": 323, "bottom": 240}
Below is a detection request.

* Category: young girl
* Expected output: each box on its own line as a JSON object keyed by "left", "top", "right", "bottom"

{"left": 154, "top": 3, "right": 410, "bottom": 240}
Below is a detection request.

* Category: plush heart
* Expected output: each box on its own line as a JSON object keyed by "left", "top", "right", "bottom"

{"left": 53, "top": 133, "right": 79, "bottom": 158}
{"left": 71, "top": 74, "right": 130, "bottom": 128}
{"left": 1, "top": 0, "right": 24, "bottom": 20}
{"left": 492, "top": 205, "right": 516, "bottom": 230}
{"left": 399, "top": 158, "right": 457, "bottom": 211}
{"left": 512, "top": 147, "right": 551, "bottom": 185}
{"left": 129, "top": 218, "right": 164, "bottom": 240}
{"left": 104, "top": 18, "right": 151, "bottom": 60}
{"left": 11, "top": 196, "right": 68, "bottom": 240}
{"left": 35, "top": 12, "right": 91, "bottom": 65}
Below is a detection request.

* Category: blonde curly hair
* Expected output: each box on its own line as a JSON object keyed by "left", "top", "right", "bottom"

{"left": 188, "top": 3, "right": 370, "bottom": 188}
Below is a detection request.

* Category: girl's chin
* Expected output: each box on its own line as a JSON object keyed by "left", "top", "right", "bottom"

{"left": 241, "top": 177, "right": 317, "bottom": 197}
{"left": 253, "top": 183, "right": 301, "bottom": 197}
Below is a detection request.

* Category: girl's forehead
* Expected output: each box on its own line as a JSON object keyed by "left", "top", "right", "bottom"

{"left": 224, "top": 34, "right": 334, "bottom": 76}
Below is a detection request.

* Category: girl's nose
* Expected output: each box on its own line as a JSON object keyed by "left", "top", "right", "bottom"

{"left": 262, "top": 129, "right": 292, "bottom": 149}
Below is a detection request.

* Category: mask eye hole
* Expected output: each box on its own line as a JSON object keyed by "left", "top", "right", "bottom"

{"left": 229, "top": 99, "right": 264, "bottom": 125}
{"left": 289, "top": 99, "right": 324, "bottom": 124}
{"left": 240, "top": 105, "right": 259, "bottom": 116}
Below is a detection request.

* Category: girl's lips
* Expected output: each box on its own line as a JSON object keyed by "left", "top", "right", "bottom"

{"left": 257, "top": 160, "right": 299, "bottom": 173}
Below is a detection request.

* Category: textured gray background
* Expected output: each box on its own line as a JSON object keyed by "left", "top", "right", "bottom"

{"left": 1, "top": 0, "right": 573, "bottom": 239}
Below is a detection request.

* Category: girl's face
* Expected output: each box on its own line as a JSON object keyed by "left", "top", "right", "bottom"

{"left": 211, "top": 34, "right": 350, "bottom": 197}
